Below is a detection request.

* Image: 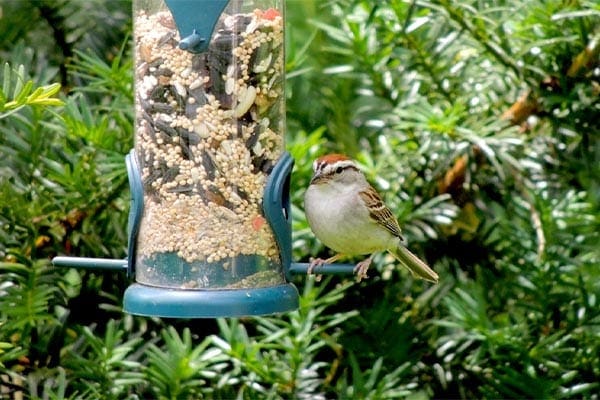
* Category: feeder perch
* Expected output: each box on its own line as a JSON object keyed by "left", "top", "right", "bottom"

{"left": 52, "top": 0, "right": 355, "bottom": 319}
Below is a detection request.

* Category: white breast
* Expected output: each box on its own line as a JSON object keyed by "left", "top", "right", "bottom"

{"left": 304, "top": 182, "right": 398, "bottom": 255}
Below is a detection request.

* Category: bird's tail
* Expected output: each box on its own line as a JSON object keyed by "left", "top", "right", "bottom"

{"left": 390, "top": 245, "right": 439, "bottom": 283}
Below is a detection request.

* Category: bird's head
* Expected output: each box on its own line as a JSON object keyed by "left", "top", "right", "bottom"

{"left": 310, "top": 154, "right": 365, "bottom": 186}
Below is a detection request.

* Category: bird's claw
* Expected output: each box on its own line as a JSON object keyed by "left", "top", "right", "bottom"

{"left": 353, "top": 258, "right": 372, "bottom": 282}
{"left": 308, "top": 258, "right": 325, "bottom": 282}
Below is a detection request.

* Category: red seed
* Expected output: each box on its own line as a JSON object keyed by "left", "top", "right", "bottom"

{"left": 263, "top": 8, "right": 280, "bottom": 20}
{"left": 252, "top": 215, "right": 266, "bottom": 231}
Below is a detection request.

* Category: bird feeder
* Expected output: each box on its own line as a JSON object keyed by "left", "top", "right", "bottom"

{"left": 53, "top": 0, "right": 306, "bottom": 318}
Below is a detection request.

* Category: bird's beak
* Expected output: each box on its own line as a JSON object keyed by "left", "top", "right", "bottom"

{"left": 310, "top": 174, "right": 324, "bottom": 185}
{"left": 310, "top": 174, "right": 331, "bottom": 185}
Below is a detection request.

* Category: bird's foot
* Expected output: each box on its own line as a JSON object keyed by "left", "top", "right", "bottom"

{"left": 308, "top": 258, "right": 326, "bottom": 282}
{"left": 308, "top": 254, "right": 344, "bottom": 282}
{"left": 353, "top": 256, "right": 373, "bottom": 282}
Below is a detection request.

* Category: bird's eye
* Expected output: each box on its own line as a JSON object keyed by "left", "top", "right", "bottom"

{"left": 335, "top": 166, "right": 344, "bottom": 174}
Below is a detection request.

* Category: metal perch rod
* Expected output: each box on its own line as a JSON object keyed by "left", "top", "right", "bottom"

{"left": 52, "top": 257, "right": 357, "bottom": 276}
{"left": 288, "top": 263, "right": 356, "bottom": 276}
{"left": 52, "top": 257, "right": 128, "bottom": 271}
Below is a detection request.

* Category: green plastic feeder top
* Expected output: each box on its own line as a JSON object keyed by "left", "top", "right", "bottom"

{"left": 164, "top": 0, "right": 230, "bottom": 53}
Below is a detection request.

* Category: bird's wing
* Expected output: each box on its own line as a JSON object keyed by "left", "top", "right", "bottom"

{"left": 359, "top": 186, "right": 405, "bottom": 241}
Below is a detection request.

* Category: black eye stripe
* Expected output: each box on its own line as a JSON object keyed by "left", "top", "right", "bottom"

{"left": 313, "top": 160, "right": 360, "bottom": 176}
{"left": 328, "top": 165, "right": 359, "bottom": 175}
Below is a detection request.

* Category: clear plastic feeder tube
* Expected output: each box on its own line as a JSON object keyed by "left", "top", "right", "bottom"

{"left": 133, "top": 0, "right": 285, "bottom": 289}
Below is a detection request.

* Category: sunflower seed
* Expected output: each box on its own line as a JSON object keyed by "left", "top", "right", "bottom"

{"left": 234, "top": 85, "right": 256, "bottom": 117}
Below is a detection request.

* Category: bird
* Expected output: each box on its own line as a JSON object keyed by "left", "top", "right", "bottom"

{"left": 304, "top": 153, "right": 439, "bottom": 283}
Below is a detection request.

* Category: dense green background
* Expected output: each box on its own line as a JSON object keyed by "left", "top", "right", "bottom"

{"left": 1, "top": 0, "right": 599, "bottom": 398}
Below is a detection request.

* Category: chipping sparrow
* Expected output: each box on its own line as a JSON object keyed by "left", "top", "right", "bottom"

{"left": 304, "top": 154, "right": 439, "bottom": 283}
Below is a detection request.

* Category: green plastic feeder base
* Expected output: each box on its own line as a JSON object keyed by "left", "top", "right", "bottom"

{"left": 123, "top": 283, "right": 299, "bottom": 318}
